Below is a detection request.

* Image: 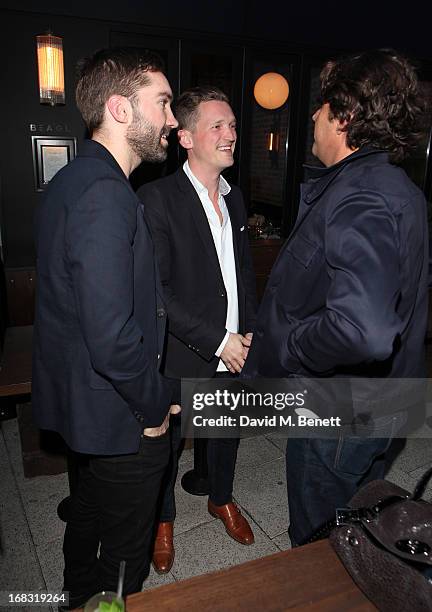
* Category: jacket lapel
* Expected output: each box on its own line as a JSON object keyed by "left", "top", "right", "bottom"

{"left": 175, "top": 170, "right": 225, "bottom": 286}
{"left": 224, "top": 189, "right": 242, "bottom": 277}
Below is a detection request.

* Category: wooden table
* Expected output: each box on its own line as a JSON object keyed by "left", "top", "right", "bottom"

{"left": 125, "top": 539, "right": 376, "bottom": 611}
{"left": 0, "top": 325, "right": 33, "bottom": 396}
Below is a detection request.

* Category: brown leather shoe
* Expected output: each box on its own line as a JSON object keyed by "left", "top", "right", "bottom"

{"left": 208, "top": 500, "right": 254, "bottom": 545}
{"left": 152, "top": 521, "right": 174, "bottom": 574}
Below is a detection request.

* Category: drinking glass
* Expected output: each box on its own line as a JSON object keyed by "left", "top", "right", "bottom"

{"left": 83, "top": 590, "right": 124, "bottom": 612}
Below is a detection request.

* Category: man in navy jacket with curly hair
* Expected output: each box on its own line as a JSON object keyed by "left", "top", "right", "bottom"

{"left": 243, "top": 49, "right": 429, "bottom": 545}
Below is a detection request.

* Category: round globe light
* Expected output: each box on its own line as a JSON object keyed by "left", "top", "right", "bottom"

{"left": 253, "top": 72, "right": 289, "bottom": 110}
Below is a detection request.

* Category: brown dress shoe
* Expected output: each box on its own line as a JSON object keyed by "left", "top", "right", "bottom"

{"left": 208, "top": 500, "right": 254, "bottom": 545}
{"left": 152, "top": 521, "right": 174, "bottom": 574}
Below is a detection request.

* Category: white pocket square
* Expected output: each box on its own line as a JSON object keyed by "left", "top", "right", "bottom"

{"left": 240, "top": 226, "right": 245, "bottom": 232}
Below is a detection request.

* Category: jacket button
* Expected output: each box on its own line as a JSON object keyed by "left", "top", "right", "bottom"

{"left": 157, "top": 308, "right": 166, "bottom": 318}
{"left": 220, "top": 292, "right": 225, "bottom": 297}
{"left": 157, "top": 354, "right": 161, "bottom": 360}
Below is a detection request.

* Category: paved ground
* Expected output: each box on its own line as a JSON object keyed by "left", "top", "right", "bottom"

{"left": 1, "top": 417, "right": 432, "bottom": 611}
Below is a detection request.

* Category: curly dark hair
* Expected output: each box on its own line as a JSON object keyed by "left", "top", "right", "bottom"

{"left": 319, "top": 48, "right": 427, "bottom": 162}
{"left": 76, "top": 47, "right": 165, "bottom": 134}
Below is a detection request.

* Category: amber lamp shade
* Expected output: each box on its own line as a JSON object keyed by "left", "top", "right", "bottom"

{"left": 253, "top": 72, "right": 289, "bottom": 110}
{"left": 36, "top": 33, "right": 65, "bottom": 105}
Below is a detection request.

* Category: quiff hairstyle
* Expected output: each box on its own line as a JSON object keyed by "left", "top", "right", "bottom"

{"left": 319, "top": 48, "right": 427, "bottom": 162}
{"left": 175, "top": 86, "right": 230, "bottom": 130}
{"left": 75, "top": 47, "right": 165, "bottom": 134}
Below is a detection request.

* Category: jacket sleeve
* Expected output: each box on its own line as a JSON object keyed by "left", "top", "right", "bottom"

{"left": 142, "top": 184, "right": 226, "bottom": 361}
{"left": 281, "top": 191, "right": 402, "bottom": 374}
{"left": 65, "top": 177, "right": 171, "bottom": 426}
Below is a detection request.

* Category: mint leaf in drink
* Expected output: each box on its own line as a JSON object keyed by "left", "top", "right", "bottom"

{"left": 96, "top": 601, "right": 124, "bottom": 612}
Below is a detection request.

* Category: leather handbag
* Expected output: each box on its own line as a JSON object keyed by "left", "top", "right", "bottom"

{"left": 324, "top": 467, "right": 432, "bottom": 611}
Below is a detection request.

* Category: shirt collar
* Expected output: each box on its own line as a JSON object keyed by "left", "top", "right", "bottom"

{"left": 183, "top": 161, "right": 231, "bottom": 197}
{"left": 302, "top": 146, "right": 388, "bottom": 181}
{"left": 301, "top": 146, "right": 389, "bottom": 205}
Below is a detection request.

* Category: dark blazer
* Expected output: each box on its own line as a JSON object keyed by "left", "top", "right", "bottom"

{"left": 138, "top": 167, "right": 257, "bottom": 378}
{"left": 243, "top": 148, "right": 429, "bottom": 379}
{"left": 32, "top": 140, "right": 173, "bottom": 455}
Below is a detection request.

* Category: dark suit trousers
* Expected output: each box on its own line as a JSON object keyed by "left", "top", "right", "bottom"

{"left": 158, "top": 373, "right": 239, "bottom": 521}
{"left": 62, "top": 433, "right": 169, "bottom": 608}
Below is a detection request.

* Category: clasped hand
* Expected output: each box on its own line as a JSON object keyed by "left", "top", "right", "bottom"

{"left": 221, "top": 332, "right": 253, "bottom": 374}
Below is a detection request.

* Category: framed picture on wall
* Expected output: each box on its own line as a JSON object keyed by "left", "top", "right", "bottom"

{"left": 32, "top": 136, "right": 77, "bottom": 191}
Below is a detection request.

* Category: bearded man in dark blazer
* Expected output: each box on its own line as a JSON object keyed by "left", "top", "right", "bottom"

{"left": 139, "top": 87, "right": 257, "bottom": 573}
{"left": 32, "top": 48, "right": 179, "bottom": 609}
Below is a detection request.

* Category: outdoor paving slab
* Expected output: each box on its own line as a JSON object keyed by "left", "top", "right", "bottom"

{"left": 233, "top": 457, "right": 288, "bottom": 539}
{"left": 171, "top": 519, "right": 278, "bottom": 582}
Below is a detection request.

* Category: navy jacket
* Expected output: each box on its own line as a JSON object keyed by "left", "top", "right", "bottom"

{"left": 139, "top": 168, "right": 257, "bottom": 378}
{"left": 243, "top": 148, "right": 429, "bottom": 379}
{"left": 32, "top": 140, "right": 173, "bottom": 455}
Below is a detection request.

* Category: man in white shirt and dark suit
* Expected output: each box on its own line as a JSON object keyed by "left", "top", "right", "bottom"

{"left": 139, "top": 86, "right": 257, "bottom": 573}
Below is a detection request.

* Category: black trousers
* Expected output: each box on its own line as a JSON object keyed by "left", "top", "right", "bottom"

{"left": 62, "top": 432, "right": 170, "bottom": 609}
{"left": 159, "top": 372, "right": 239, "bottom": 522}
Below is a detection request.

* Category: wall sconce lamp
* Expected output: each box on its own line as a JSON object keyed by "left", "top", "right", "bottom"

{"left": 254, "top": 72, "right": 289, "bottom": 167}
{"left": 36, "top": 32, "right": 65, "bottom": 106}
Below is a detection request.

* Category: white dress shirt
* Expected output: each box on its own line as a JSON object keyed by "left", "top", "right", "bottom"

{"left": 183, "top": 161, "right": 239, "bottom": 371}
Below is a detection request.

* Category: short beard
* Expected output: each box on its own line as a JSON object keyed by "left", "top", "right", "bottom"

{"left": 126, "top": 106, "right": 168, "bottom": 163}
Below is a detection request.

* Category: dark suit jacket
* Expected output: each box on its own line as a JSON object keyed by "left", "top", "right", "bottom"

{"left": 243, "top": 147, "right": 429, "bottom": 379}
{"left": 138, "top": 168, "right": 257, "bottom": 378}
{"left": 32, "top": 140, "right": 173, "bottom": 455}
